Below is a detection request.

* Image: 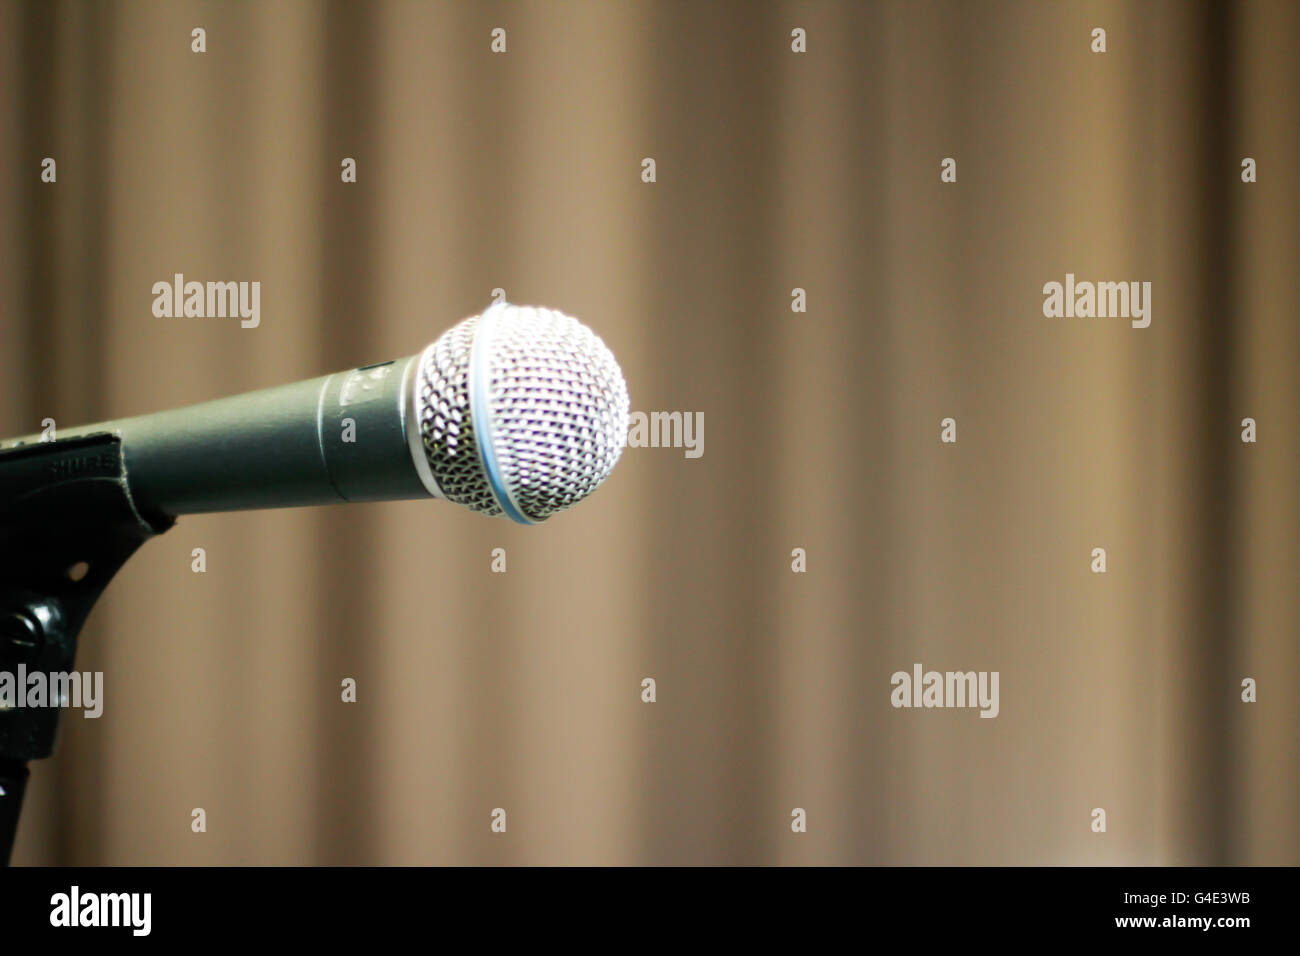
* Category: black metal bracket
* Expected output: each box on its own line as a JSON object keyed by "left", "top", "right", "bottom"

{"left": 0, "top": 433, "right": 171, "bottom": 864}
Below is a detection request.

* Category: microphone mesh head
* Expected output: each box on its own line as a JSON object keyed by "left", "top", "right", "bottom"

{"left": 415, "top": 305, "right": 629, "bottom": 522}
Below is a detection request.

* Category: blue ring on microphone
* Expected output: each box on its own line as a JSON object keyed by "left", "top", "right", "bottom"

{"left": 469, "top": 303, "right": 535, "bottom": 526}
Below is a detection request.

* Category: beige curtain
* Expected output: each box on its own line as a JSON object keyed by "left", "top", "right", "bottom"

{"left": 1, "top": 0, "right": 1295, "bottom": 865}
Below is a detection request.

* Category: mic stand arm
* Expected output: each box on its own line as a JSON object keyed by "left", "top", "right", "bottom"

{"left": 0, "top": 433, "right": 172, "bottom": 865}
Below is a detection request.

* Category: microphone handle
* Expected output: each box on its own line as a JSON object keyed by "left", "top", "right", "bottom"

{"left": 1, "top": 353, "right": 435, "bottom": 518}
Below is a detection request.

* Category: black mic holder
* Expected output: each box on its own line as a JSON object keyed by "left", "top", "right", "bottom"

{"left": 0, "top": 433, "right": 172, "bottom": 864}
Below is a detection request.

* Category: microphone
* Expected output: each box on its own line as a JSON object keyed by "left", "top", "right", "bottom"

{"left": 0, "top": 303, "right": 630, "bottom": 525}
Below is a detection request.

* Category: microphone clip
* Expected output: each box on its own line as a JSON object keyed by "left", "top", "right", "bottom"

{"left": 0, "top": 433, "right": 172, "bottom": 864}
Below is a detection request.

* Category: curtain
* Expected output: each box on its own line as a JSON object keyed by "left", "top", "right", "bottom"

{"left": 0, "top": 0, "right": 1295, "bottom": 865}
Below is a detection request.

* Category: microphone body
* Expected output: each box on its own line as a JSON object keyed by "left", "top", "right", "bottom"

{"left": 1, "top": 304, "right": 631, "bottom": 524}
{"left": 4, "top": 353, "right": 430, "bottom": 518}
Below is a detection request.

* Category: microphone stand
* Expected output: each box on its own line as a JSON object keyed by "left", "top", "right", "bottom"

{"left": 0, "top": 433, "right": 171, "bottom": 864}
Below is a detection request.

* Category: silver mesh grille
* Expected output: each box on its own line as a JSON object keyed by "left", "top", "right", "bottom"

{"left": 416, "top": 314, "right": 501, "bottom": 516}
{"left": 415, "top": 305, "right": 629, "bottom": 522}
